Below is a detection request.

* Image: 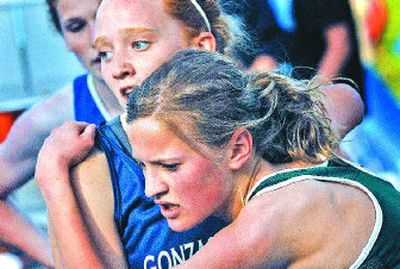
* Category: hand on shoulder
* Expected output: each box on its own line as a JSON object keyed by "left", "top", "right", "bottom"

{"left": 35, "top": 121, "right": 96, "bottom": 193}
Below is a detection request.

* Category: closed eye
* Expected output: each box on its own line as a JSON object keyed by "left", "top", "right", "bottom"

{"left": 64, "top": 18, "right": 87, "bottom": 33}
{"left": 161, "top": 163, "right": 181, "bottom": 172}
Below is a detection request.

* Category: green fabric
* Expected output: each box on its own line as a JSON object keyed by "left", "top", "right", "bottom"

{"left": 248, "top": 158, "right": 400, "bottom": 267}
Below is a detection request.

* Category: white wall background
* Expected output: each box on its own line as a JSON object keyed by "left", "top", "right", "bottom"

{"left": 0, "top": 0, "right": 84, "bottom": 110}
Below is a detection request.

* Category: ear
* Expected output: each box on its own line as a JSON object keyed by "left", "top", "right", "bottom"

{"left": 191, "top": 32, "right": 217, "bottom": 52}
{"left": 227, "top": 129, "right": 253, "bottom": 171}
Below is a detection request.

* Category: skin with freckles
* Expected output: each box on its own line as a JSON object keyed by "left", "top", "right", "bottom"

{"left": 93, "top": 0, "right": 213, "bottom": 106}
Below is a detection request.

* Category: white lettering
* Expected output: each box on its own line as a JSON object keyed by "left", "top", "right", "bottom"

{"left": 143, "top": 237, "right": 212, "bottom": 268}
{"left": 144, "top": 255, "right": 157, "bottom": 269}
{"left": 171, "top": 247, "right": 185, "bottom": 266}
{"left": 184, "top": 242, "right": 195, "bottom": 258}
{"left": 158, "top": 251, "right": 172, "bottom": 268}
{"left": 198, "top": 239, "right": 206, "bottom": 249}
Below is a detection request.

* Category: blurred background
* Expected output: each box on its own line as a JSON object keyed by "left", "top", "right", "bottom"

{"left": 0, "top": 1, "right": 83, "bottom": 268}
{"left": 0, "top": 0, "right": 83, "bottom": 113}
{"left": 0, "top": 0, "right": 398, "bottom": 268}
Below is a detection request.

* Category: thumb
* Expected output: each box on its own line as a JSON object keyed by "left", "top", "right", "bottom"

{"left": 81, "top": 124, "right": 96, "bottom": 138}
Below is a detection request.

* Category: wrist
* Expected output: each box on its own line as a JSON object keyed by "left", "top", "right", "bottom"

{"left": 36, "top": 159, "right": 73, "bottom": 202}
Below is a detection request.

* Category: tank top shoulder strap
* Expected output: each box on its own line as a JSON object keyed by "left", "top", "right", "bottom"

{"left": 107, "top": 116, "right": 132, "bottom": 155}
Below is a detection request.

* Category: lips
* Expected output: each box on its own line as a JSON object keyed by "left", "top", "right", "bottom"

{"left": 119, "top": 85, "right": 137, "bottom": 101}
{"left": 157, "top": 202, "right": 181, "bottom": 219}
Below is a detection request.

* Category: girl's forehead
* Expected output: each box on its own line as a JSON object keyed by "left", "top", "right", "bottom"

{"left": 94, "top": 0, "right": 183, "bottom": 38}
{"left": 97, "top": 0, "right": 172, "bottom": 25}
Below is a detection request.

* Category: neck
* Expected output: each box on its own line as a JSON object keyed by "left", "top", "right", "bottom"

{"left": 227, "top": 158, "right": 315, "bottom": 222}
{"left": 223, "top": 157, "right": 262, "bottom": 222}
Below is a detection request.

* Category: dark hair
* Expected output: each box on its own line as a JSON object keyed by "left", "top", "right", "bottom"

{"left": 45, "top": 0, "right": 62, "bottom": 33}
{"left": 127, "top": 50, "right": 338, "bottom": 164}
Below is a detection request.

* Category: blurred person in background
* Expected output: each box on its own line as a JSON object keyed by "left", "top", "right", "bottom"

{"left": 0, "top": 0, "right": 122, "bottom": 266}
{"left": 233, "top": 0, "right": 365, "bottom": 110}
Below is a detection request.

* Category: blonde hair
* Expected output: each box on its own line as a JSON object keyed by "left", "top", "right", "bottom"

{"left": 127, "top": 50, "right": 339, "bottom": 164}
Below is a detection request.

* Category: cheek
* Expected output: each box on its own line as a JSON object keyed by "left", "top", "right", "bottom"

{"left": 178, "top": 163, "right": 225, "bottom": 208}
{"left": 66, "top": 38, "right": 88, "bottom": 55}
{"left": 101, "top": 64, "right": 116, "bottom": 87}
{"left": 139, "top": 41, "right": 187, "bottom": 79}
{"left": 137, "top": 62, "right": 160, "bottom": 84}
{"left": 101, "top": 63, "right": 111, "bottom": 81}
{"left": 65, "top": 35, "right": 89, "bottom": 57}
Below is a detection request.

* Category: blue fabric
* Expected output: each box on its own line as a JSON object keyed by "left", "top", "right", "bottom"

{"left": 96, "top": 121, "right": 227, "bottom": 268}
{"left": 267, "top": 0, "right": 296, "bottom": 32}
{"left": 344, "top": 67, "right": 400, "bottom": 179}
{"left": 73, "top": 74, "right": 105, "bottom": 125}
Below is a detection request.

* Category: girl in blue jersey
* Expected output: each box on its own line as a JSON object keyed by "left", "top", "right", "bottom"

{"left": 0, "top": 0, "right": 121, "bottom": 266}
{"left": 126, "top": 50, "right": 400, "bottom": 268}
{"left": 37, "top": 1, "right": 247, "bottom": 267}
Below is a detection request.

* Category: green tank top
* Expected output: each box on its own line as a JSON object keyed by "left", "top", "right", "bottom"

{"left": 246, "top": 158, "right": 400, "bottom": 268}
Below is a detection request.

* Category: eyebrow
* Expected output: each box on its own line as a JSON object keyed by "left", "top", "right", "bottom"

{"left": 93, "top": 36, "right": 110, "bottom": 49}
{"left": 93, "top": 27, "right": 156, "bottom": 49}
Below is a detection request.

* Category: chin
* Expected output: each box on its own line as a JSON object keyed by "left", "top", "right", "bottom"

{"left": 167, "top": 219, "right": 195, "bottom": 232}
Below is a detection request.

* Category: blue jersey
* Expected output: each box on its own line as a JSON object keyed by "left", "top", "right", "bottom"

{"left": 73, "top": 74, "right": 107, "bottom": 124}
{"left": 96, "top": 118, "right": 226, "bottom": 268}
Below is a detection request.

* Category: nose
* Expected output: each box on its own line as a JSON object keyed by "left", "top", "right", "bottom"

{"left": 144, "top": 170, "right": 168, "bottom": 199}
{"left": 112, "top": 62, "right": 135, "bottom": 80}
{"left": 111, "top": 50, "right": 135, "bottom": 80}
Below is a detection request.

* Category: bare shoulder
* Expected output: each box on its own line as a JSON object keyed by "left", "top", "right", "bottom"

{"left": 0, "top": 84, "right": 75, "bottom": 194}
{"left": 7, "top": 84, "right": 74, "bottom": 148}
{"left": 241, "top": 179, "right": 375, "bottom": 266}
{"left": 3, "top": 84, "right": 74, "bottom": 151}
{"left": 180, "top": 179, "right": 375, "bottom": 268}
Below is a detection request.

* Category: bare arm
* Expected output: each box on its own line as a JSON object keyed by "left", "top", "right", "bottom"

{"left": 318, "top": 22, "right": 351, "bottom": 78}
{"left": 174, "top": 192, "right": 294, "bottom": 269}
{"left": 0, "top": 85, "right": 74, "bottom": 196}
{"left": 0, "top": 85, "right": 74, "bottom": 267}
{"left": 0, "top": 199, "right": 54, "bottom": 267}
{"left": 175, "top": 180, "right": 374, "bottom": 268}
{"left": 36, "top": 122, "right": 127, "bottom": 268}
{"left": 321, "top": 83, "right": 364, "bottom": 138}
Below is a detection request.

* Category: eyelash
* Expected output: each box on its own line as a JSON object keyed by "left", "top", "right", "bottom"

{"left": 135, "top": 160, "right": 180, "bottom": 172}
{"left": 98, "top": 51, "right": 112, "bottom": 61}
{"left": 161, "top": 163, "right": 181, "bottom": 172}
{"left": 64, "top": 20, "right": 87, "bottom": 33}
{"left": 137, "top": 161, "right": 146, "bottom": 169}
{"left": 131, "top": 40, "right": 150, "bottom": 50}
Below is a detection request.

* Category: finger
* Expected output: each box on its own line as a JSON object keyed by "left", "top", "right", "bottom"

{"left": 81, "top": 124, "right": 96, "bottom": 138}
{"left": 64, "top": 121, "right": 91, "bottom": 133}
